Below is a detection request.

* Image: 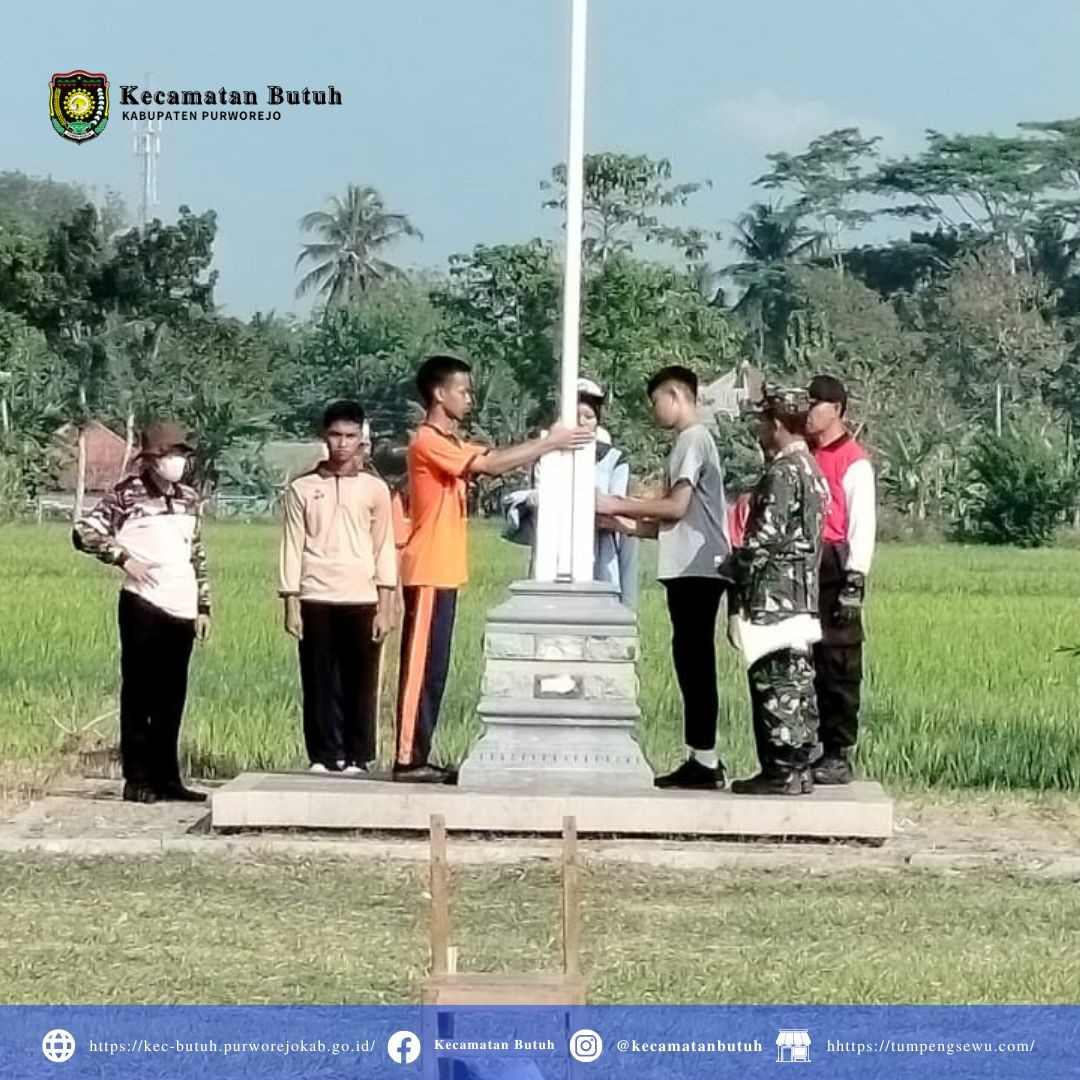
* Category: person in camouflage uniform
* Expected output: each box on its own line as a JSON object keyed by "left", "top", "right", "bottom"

{"left": 72, "top": 420, "right": 211, "bottom": 804}
{"left": 718, "top": 388, "right": 830, "bottom": 795}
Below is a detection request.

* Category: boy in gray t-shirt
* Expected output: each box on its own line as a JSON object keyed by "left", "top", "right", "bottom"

{"left": 596, "top": 365, "right": 730, "bottom": 790}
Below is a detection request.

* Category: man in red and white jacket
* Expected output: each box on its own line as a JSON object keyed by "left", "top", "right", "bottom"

{"left": 805, "top": 376, "right": 876, "bottom": 784}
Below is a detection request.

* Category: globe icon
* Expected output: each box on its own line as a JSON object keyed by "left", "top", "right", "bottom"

{"left": 41, "top": 1029, "right": 76, "bottom": 1063}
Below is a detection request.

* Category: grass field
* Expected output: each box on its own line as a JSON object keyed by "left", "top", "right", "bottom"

{"left": 1, "top": 855, "right": 1076, "bottom": 1004}
{"left": 2, "top": 521, "right": 1080, "bottom": 791}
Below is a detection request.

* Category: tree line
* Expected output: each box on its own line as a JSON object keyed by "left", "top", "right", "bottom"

{"left": 4, "top": 115, "right": 1080, "bottom": 543}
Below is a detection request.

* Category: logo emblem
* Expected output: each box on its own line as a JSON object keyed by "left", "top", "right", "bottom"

{"left": 41, "top": 1029, "right": 76, "bottom": 1063}
{"left": 387, "top": 1030, "right": 420, "bottom": 1065}
{"left": 50, "top": 71, "right": 109, "bottom": 143}
{"left": 569, "top": 1029, "right": 603, "bottom": 1063}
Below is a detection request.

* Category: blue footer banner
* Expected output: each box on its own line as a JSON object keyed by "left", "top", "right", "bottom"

{"left": 1, "top": 1006, "right": 1074, "bottom": 1078}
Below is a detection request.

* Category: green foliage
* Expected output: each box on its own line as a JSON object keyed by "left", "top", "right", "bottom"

{"left": 726, "top": 202, "right": 817, "bottom": 363}
{"left": 0, "top": 435, "right": 37, "bottom": 517}
{"left": 962, "top": 425, "right": 1078, "bottom": 547}
{"left": 711, "top": 413, "right": 761, "bottom": 496}
{"left": 0, "top": 172, "right": 94, "bottom": 237}
{"left": 432, "top": 243, "right": 741, "bottom": 474}
{"left": 786, "top": 265, "right": 917, "bottom": 390}
{"left": 285, "top": 280, "right": 446, "bottom": 440}
{"left": 0, "top": 313, "right": 68, "bottom": 439}
{"left": 756, "top": 127, "right": 881, "bottom": 269}
{"left": 436, "top": 240, "right": 560, "bottom": 443}
{"left": 99, "top": 206, "right": 219, "bottom": 429}
{"left": 929, "top": 250, "right": 1067, "bottom": 419}
{"left": 582, "top": 254, "right": 740, "bottom": 465}
{"left": 9, "top": 109, "right": 1080, "bottom": 544}
{"left": 542, "top": 152, "right": 713, "bottom": 262}
{"left": 843, "top": 227, "right": 975, "bottom": 297}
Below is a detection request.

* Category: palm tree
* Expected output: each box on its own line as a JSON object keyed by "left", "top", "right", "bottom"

{"left": 726, "top": 202, "right": 819, "bottom": 361}
{"left": 730, "top": 202, "right": 819, "bottom": 268}
{"left": 295, "top": 186, "right": 421, "bottom": 306}
{"left": 686, "top": 261, "right": 726, "bottom": 307}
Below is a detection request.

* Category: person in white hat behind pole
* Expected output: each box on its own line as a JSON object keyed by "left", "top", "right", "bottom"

{"left": 504, "top": 378, "right": 637, "bottom": 608}
{"left": 576, "top": 378, "right": 637, "bottom": 608}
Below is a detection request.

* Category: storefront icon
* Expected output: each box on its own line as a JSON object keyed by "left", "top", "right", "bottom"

{"left": 776, "top": 1029, "right": 811, "bottom": 1063}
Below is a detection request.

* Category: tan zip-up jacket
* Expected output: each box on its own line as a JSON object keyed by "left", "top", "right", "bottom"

{"left": 279, "top": 465, "right": 398, "bottom": 604}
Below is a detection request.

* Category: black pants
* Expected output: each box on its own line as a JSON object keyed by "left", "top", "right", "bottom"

{"left": 118, "top": 591, "right": 195, "bottom": 790}
{"left": 663, "top": 577, "right": 725, "bottom": 756}
{"left": 814, "top": 541, "right": 864, "bottom": 756}
{"left": 813, "top": 642, "right": 862, "bottom": 756}
{"left": 298, "top": 601, "right": 381, "bottom": 768}
{"left": 396, "top": 586, "right": 458, "bottom": 767}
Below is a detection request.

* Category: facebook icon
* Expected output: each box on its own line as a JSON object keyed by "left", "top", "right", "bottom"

{"left": 387, "top": 1030, "right": 421, "bottom": 1065}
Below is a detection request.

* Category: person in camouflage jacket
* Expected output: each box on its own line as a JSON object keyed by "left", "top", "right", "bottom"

{"left": 73, "top": 420, "right": 211, "bottom": 805}
{"left": 718, "top": 388, "right": 830, "bottom": 796}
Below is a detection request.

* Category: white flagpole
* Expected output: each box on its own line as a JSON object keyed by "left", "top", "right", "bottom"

{"left": 535, "top": 0, "right": 594, "bottom": 583}
{"left": 559, "top": 0, "right": 588, "bottom": 431}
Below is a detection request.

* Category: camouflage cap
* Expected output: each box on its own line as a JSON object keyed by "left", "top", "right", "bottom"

{"left": 764, "top": 386, "right": 812, "bottom": 412}
{"left": 740, "top": 385, "right": 810, "bottom": 417}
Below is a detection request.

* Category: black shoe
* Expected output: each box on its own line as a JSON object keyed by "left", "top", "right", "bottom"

{"left": 811, "top": 754, "right": 853, "bottom": 785}
{"left": 122, "top": 782, "right": 159, "bottom": 804}
{"left": 155, "top": 783, "right": 208, "bottom": 803}
{"left": 654, "top": 758, "right": 724, "bottom": 790}
{"left": 393, "top": 763, "right": 455, "bottom": 784}
{"left": 731, "top": 768, "right": 813, "bottom": 796}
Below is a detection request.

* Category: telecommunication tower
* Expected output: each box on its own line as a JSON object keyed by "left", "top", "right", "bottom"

{"left": 132, "top": 75, "right": 161, "bottom": 229}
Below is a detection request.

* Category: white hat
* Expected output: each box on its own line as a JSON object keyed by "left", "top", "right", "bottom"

{"left": 577, "top": 377, "right": 605, "bottom": 400}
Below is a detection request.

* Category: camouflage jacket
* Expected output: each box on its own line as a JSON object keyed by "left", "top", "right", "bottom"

{"left": 73, "top": 472, "right": 211, "bottom": 617}
{"left": 723, "top": 440, "right": 829, "bottom": 625}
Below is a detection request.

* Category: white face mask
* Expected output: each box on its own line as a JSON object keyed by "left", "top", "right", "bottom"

{"left": 155, "top": 454, "right": 187, "bottom": 484}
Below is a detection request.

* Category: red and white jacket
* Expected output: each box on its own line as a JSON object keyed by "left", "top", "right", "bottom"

{"left": 813, "top": 434, "right": 876, "bottom": 575}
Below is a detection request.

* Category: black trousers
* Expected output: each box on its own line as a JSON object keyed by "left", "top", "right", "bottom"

{"left": 118, "top": 591, "right": 195, "bottom": 790}
{"left": 814, "top": 541, "right": 864, "bottom": 756}
{"left": 395, "top": 587, "right": 458, "bottom": 767}
{"left": 298, "top": 601, "right": 381, "bottom": 768}
{"left": 662, "top": 577, "right": 725, "bottom": 756}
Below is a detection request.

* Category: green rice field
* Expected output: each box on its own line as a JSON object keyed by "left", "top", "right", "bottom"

{"left": 2, "top": 856, "right": 1077, "bottom": 1003}
{"left": 1, "top": 521, "right": 1079, "bottom": 791}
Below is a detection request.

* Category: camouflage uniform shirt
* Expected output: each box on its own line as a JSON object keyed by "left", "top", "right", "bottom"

{"left": 73, "top": 472, "right": 210, "bottom": 621}
{"left": 725, "top": 440, "right": 829, "bottom": 626}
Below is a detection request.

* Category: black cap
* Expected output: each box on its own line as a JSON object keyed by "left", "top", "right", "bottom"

{"left": 807, "top": 375, "right": 848, "bottom": 411}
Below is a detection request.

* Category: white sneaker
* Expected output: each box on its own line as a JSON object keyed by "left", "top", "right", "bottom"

{"left": 342, "top": 764, "right": 366, "bottom": 776}
{"left": 309, "top": 763, "right": 329, "bottom": 774}
{"left": 334, "top": 759, "right": 346, "bottom": 772}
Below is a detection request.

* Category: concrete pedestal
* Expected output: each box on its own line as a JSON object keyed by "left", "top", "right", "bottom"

{"left": 455, "top": 580, "right": 653, "bottom": 793}
{"left": 210, "top": 773, "right": 894, "bottom": 841}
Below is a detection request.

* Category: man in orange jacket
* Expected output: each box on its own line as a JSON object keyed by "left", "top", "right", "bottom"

{"left": 394, "top": 353, "right": 592, "bottom": 783}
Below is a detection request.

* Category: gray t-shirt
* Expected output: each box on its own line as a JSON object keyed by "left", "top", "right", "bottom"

{"left": 656, "top": 422, "right": 729, "bottom": 580}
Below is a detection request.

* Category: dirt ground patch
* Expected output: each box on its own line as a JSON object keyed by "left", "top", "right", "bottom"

{"left": 2, "top": 774, "right": 1079, "bottom": 875}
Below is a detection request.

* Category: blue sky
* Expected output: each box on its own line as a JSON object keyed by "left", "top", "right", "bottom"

{"left": 8, "top": 0, "right": 1080, "bottom": 317}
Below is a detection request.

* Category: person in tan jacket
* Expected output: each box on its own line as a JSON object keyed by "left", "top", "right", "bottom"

{"left": 279, "top": 401, "right": 398, "bottom": 774}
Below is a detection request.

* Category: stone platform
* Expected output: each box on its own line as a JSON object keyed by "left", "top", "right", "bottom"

{"left": 211, "top": 773, "right": 893, "bottom": 842}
